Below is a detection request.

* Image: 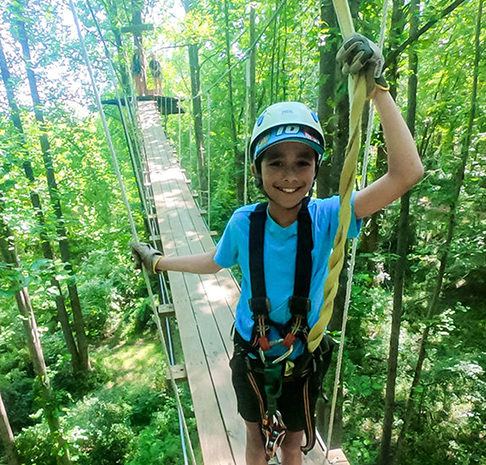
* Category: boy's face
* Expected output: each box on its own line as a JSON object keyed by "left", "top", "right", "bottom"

{"left": 257, "top": 141, "right": 316, "bottom": 210}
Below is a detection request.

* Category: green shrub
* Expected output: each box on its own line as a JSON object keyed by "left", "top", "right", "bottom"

{"left": 16, "top": 421, "right": 56, "bottom": 465}
{"left": 65, "top": 395, "right": 134, "bottom": 465}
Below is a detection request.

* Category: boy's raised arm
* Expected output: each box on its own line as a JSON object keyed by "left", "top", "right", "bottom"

{"left": 353, "top": 88, "right": 424, "bottom": 220}
{"left": 131, "top": 242, "right": 222, "bottom": 275}
{"left": 335, "top": 33, "right": 424, "bottom": 220}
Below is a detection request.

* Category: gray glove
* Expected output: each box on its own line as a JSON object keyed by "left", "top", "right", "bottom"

{"left": 130, "top": 242, "right": 163, "bottom": 273}
{"left": 336, "top": 33, "right": 389, "bottom": 96}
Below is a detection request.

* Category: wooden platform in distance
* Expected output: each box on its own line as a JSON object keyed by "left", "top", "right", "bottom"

{"left": 138, "top": 100, "right": 350, "bottom": 465}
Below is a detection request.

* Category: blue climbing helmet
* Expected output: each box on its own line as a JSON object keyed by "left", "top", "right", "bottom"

{"left": 249, "top": 102, "right": 326, "bottom": 171}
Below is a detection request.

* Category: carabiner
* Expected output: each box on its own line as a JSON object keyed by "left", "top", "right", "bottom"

{"left": 262, "top": 410, "right": 287, "bottom": 461}
{"left": 259, "top": 339, "right": 294, "bottom": 364}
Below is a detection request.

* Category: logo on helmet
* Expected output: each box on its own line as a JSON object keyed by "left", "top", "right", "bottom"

{"left": 275, "top": 125, "right": 300, "bottom": 136}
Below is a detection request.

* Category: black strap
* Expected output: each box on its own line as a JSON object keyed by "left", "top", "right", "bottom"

{"left": 290, "top": 197, "right": 313, "bottom": 320}
{"left": 248, "top": 198, "right": 313, "bottom": 338}
{"left": 249, "top": 203, "right": 269, "bottom": 326}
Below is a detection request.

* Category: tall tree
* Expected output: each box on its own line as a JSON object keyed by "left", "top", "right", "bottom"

{"left": 378, "top": 0, "right": 419, "bottom": 462}
{"left": 317, "top": 0, "right": 339, "bottom": 199}
{"left": 0, "top": 207, "right": 72, "bottom": 465}
{"left": 0, "top": 33, "right": 83, "bottom": 375}
{"left": 180, "top": 0, "right": 208, "bottom": 202}
{"left": 11, "top": 6, "right": 91, "bottom": 372}
{"left": 222, "top": 0, "right": 245, "bottom": 204}
{"left": 394, "top": 0, "right": 483, "bottom": 462}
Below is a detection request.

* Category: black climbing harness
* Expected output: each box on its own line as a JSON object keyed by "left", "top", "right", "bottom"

{"left": 248, "top": 196, "right": 313, "bottom": 354}
{"left": 244, "top": 197, "right": 322, "bottom": 460}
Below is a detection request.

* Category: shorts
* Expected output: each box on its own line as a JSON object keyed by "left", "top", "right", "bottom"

{"left": 230, "top": 333, "right": 334, "bottom": 432}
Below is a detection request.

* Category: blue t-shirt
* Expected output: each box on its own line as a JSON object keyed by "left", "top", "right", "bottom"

{"left": 214, "top": 195, "right": 361, "bottom": 359}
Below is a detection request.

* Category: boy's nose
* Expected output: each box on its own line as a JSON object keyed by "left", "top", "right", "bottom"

{"left": 282, "top": 168, "right": 297, "bottom": 181}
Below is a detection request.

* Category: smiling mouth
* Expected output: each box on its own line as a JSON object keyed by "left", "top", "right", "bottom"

{"left": 276, "top": 187, "right": 301, "bottom": 193}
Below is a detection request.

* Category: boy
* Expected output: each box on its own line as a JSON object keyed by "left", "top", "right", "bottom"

{"left": 148, "top": 54, "right": 163, "bottom": 96}
{"left": 132, "top": 34, "right": 423, "bottom": 464}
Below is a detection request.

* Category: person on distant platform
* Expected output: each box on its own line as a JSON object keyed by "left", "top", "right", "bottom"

{"left": 131, "top": 34, "right": 424, "bottom": 465}
{"left": 148, "top": 54, "right": 163, "bottom": 96}
{"left": 132, "top": 47, "right": 147, "bottom": 96}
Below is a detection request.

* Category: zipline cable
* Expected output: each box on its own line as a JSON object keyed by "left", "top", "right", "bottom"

{"left": 69, "top": 3, "right": 197, "bottom": 464}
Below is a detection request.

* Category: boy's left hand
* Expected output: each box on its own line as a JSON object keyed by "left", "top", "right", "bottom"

{"left": 130, "top": 242, "right": 163, "bottom": 273}
{"left": 336, "top": 33, "right": 389, "bottom": 97}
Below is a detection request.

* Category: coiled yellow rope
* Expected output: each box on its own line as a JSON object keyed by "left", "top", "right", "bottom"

{"left": 307, "top": 0, "right": 367, "bottom": 353}
{"left": 307, "top": 76, "right": 367, "bottom": 352}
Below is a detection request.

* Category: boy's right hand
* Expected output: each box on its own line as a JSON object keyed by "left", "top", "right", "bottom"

{"left": 130, "top": 242, "right": 163, "bottom": 273}
{"left": 336, "top": 33, "right": 389, "bottom": 97}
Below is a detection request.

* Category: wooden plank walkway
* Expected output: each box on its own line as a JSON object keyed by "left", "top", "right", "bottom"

{"left": 138, "top": 100, "right": 350, "bottom": 465}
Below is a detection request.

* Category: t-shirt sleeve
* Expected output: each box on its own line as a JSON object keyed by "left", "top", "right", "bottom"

{"left": 349, "top": 192, "right": 362, "bottom": 238}
{"left": 214, "top": 213, "right": 239, "bottom": 268}
{"left": 326, "top": 192, "right": 362, "bottom": 239}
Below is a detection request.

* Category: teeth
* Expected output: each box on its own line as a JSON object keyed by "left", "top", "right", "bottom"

{"left": 280, "top": 188, "right": 298, "bottom": 193}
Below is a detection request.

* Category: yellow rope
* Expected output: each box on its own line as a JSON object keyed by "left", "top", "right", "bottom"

{"left": 307, "top": 67, "right": 368, "bottom": 353}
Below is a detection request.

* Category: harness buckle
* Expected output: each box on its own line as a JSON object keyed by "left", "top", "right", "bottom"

{"left": 289, "top": 295, "right": 311, "bottom": 315}
{"left": 249, "top": 297, "right": 271, "bottom": 316}
{"left": 262, "top": 410, "right": 287, "bottom": 461}
{"left": 258, "top": 341, "right": 294, "bottom": 364}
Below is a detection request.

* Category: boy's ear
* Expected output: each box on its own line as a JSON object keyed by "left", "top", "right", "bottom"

{"left": 251, "top": 163, "right": 263, "bottom": 189}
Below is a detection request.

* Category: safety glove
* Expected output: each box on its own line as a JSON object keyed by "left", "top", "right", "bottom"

{"left": 130, "top": 242, "right": 163, "bottom": 273}
{"left": 336, "top": 33, "right": 390, "bottom": 98}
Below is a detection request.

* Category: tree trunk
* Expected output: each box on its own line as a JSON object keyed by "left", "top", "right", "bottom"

{"left": 378, "top": 2, "right": 420, "bottom": 463}
{"left": 269, "top": 3, "right": 278, "bottom": 104}
{"left": 180, "top": 0, "right": 207, "bottom": 199}
{"left": 394, "top": 1, "right": 483, "bottom": 462}
{"left": 187, "top": 43, "right": 208, "bottom": 198}
{"left": 317, "top": 0, "right": 339, "bottom": 199}
{"left": 249, "top": 6, "right": 256, "bottom": 125}
{"left": 0, "top": 390, "right": 21, "bottom": 465}
{"left": 0, "top": 35, "right": 82, "bottom": 375}
{"left": 0, "top": 212, "right": 72, "bottom": 465}
{"left": 280, "top": 6, "right": 288, "bottom": 101}
{"left": 13, "top": 13, "right": 90, "bottom": 373}
{"left": 223, "top": 0, "right": 245, "bottom": 204}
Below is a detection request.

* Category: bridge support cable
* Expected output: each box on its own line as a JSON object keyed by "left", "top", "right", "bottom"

{"left": 84, "top": 0, "right": 175, "bottom": 325}
{"left": 70, "top": 3, "right": 197, "bottom": 464}
{"left": 84, "top": 0, "right": 149, "bottom": 221}
{"left": 206, "top": 93, "right": 211, "bottom": 228}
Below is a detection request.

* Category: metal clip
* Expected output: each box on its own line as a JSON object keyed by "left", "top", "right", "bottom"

{"left": 262, "top": 411, "right": 287, "bottom": 461}
{"left": 258, "top": 339, "right": 294, "bottom": 364}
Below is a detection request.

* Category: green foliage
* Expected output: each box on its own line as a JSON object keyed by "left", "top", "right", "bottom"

{"left": 0, "top": 0, "right": 485, "bottom": 464}
{"left": 126, "top": 407, "right": 198, "bottom": 465}
{"left": 16, "top": 421, "right": 57, "bottom": 465}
